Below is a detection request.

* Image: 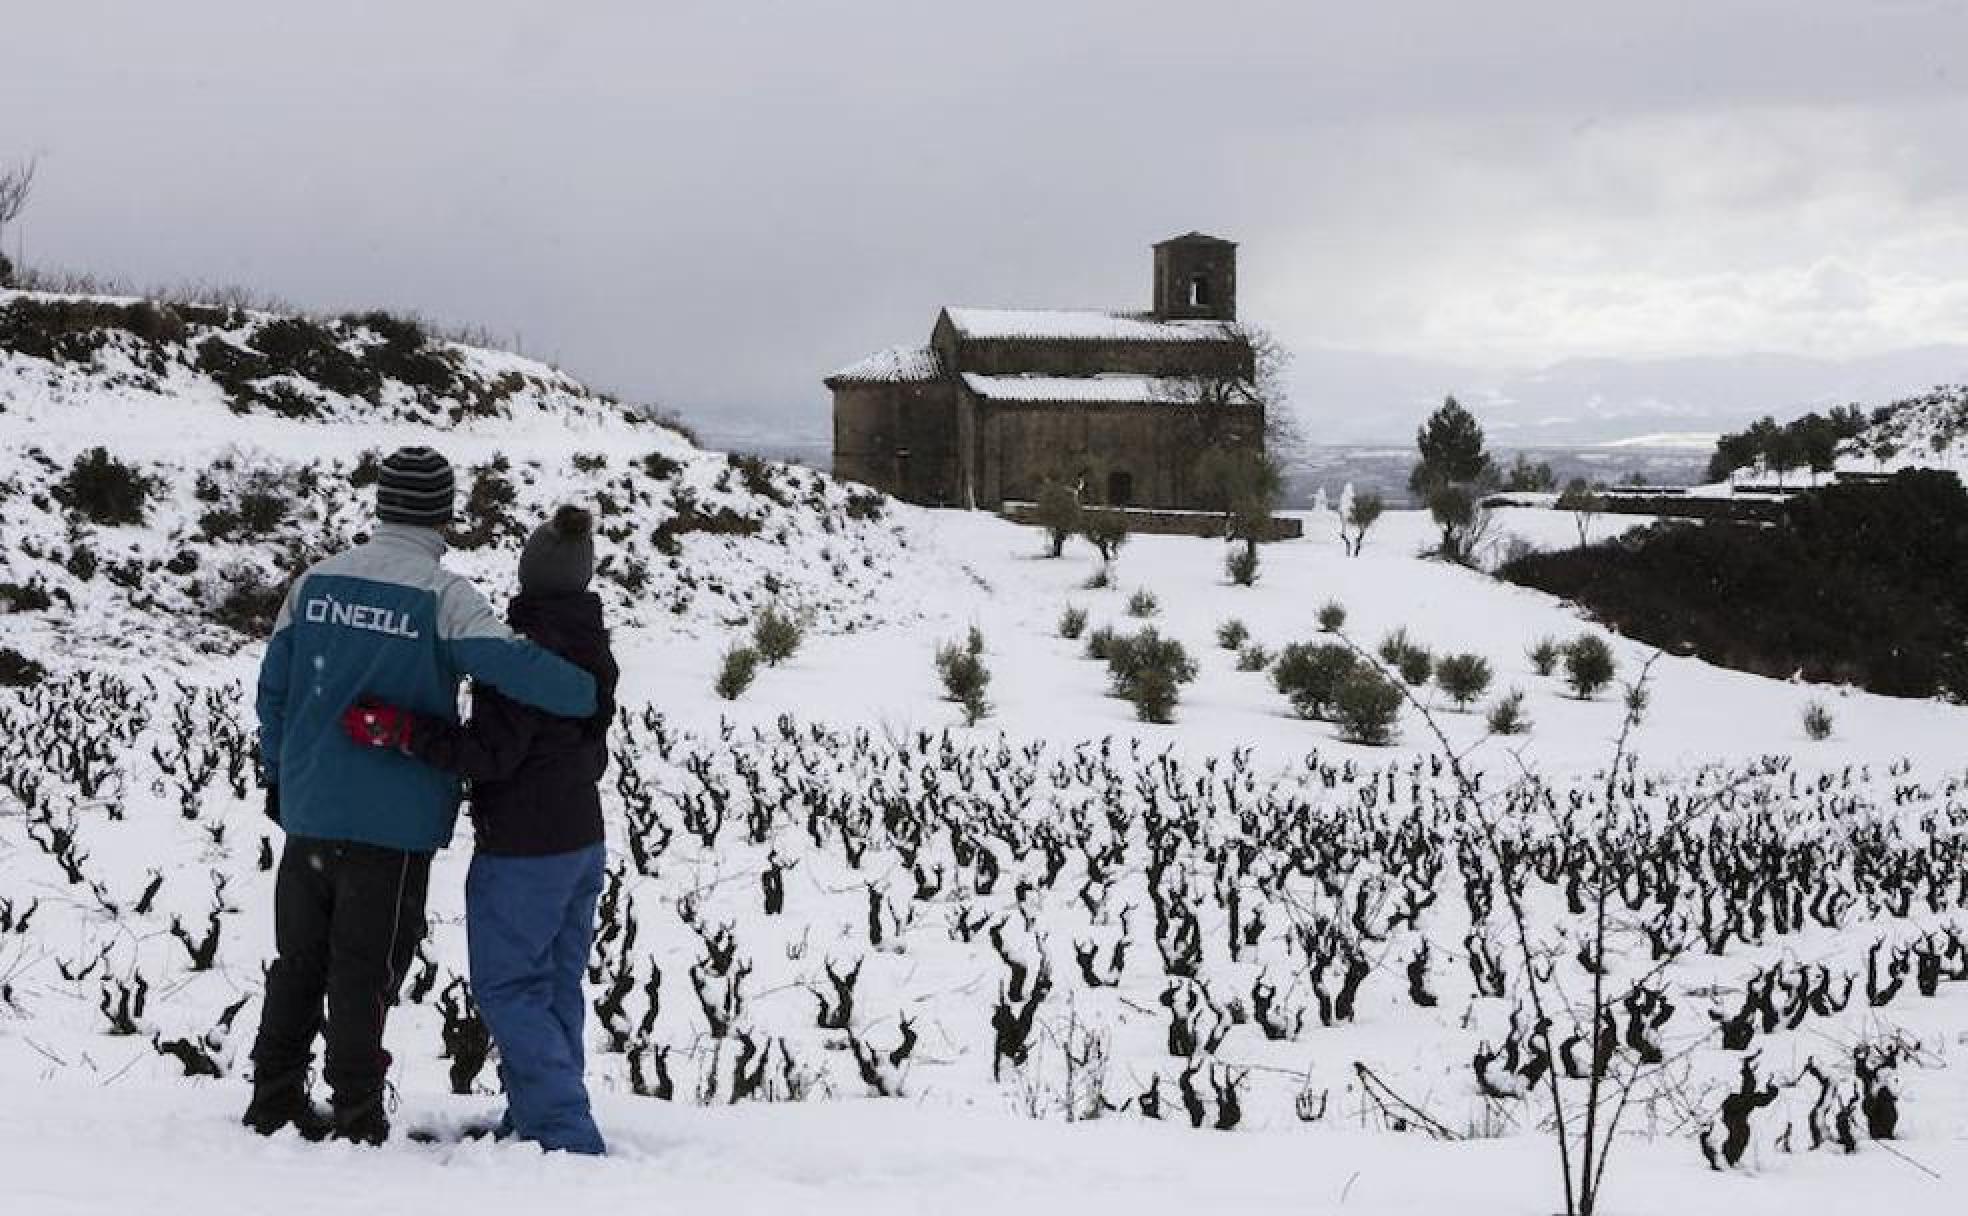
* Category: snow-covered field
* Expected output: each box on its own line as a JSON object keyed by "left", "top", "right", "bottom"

{"left": 7, "top": 294, "right": 1968, "bottom": 1215}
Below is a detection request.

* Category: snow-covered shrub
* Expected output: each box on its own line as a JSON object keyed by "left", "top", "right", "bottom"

{"left": 1803, "top": 700, "right": 1834, "bottom": 741}
{"left": 55, "top": 447, "right": 152, "bottom": 526}
{"left": 451, "top": 457, "right": 521, "bottom": 550}
{"left": 935, "top": 639, "right": 991, "bottom": 726}
{"left": 0, "top": 647, "right": 47, "bottom": 687}
{"left": 1083, "top": 625, "right": 1118, "bottom": 662}
{"left": 1225, "top": 544, "right": 1259, "bottom": 587}
{"left": 204, "top": 561, "right": 286, "bottom": 637}
{"left": 1528, "top": 636, "right": 1560, "bottom": 677}
{"left": 1126, "top": 588, "right": 1159, "bottom": 618}
{"left": 0, "top": 581, "right": 53, "bottom": 613}
{"left": 727, "top": 453, "right": 789, "bottom": 507}
{"left": 1435, "top": 653, "right": 1493, "bottom": 708}
{"left": 1271, "top": 641, "right": 1357, "bottom": 720}
{"left": 1486, "top": 688, "right": 1530, "bottom": 735}
{"left": 1082, "top": 567, "right": 1112, "bottom": 591}
{"left": 715, "top": 645, "right": 760, "bottom": 701}
{"left": 0, "top": 296, "right": 187, "bottom": 364}
{"left": 1236, "top": 643, "right": 1272, "bottom": 672}
{"left": 1564, "top": 633, "right": 1617, "bottom": 699}
{"left": 1379, "top": 629, "right": 1433, "bottom": 687}
{"left": 753, "top": 604, "right": 804, "bottom": 666}
{"left": 640, "top": 450, "right": 683, "bottom": 481}
{"left": 1216, "top": 619, "right": 1249, "bottom": 650}
{"left": 1105, "top": 628, "right": 1198, "bottom": 724}
{"left": 1317, "top": 600, "right": 1346, "bottom": 633}
{"left": 1058, "top": 605, "right": 1088, "bottom": 640}
{"left": 1333, "top": 666, "right": 1403, "bottom": 745}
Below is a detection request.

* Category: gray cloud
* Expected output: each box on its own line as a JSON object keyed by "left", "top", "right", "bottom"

{"left": 4, "top": 1, "right": 1965, "bottom": 442}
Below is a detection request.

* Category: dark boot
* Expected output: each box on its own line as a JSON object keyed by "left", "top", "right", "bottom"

{"left": 332, "top": 1090, "right": 392, "bottom": 1146}
{"left": 242, "top": 1071, "right": 332, "bottom": 1141}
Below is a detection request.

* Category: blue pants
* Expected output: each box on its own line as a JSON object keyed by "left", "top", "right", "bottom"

{"left": 465, "top": 843, "right": 607, "bottom": 1155}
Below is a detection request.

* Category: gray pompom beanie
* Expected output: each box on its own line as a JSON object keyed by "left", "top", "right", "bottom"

{"left": 518, "top": 505, "right": 595, "bottom": 595}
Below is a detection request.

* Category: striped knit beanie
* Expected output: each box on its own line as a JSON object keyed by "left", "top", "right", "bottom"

{"left": 375, "top": 446, "right": 455, "bottom": 527}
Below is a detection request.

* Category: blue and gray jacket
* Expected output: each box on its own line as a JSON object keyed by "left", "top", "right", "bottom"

{"left": 255, "top": 524, "right": 598, "bottom": 853}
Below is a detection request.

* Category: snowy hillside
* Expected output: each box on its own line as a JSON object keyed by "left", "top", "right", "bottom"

{"left": 9, "top": 290, "right": 1968, "bottom": 1215}
{"left": 0, "top": 289, "right": 950, "bottom": 671}
{"left": 1839, "top": 384, "right": 1968, "bottom": 477}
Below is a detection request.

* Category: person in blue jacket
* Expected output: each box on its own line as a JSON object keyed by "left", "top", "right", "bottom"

{"left": 343, "top": 504, "right": 615, "bottom": 1155}
{"left": 243, "top": 447, "right": 596, "bottom": 1146}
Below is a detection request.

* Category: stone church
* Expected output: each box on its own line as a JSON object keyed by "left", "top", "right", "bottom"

{"left": 827, "top": 233, "right": 1264, "bottom": 511}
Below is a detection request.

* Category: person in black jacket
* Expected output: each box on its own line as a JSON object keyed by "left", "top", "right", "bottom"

{"left": 342, "top": 504, "right": 617, "bottom": 1154}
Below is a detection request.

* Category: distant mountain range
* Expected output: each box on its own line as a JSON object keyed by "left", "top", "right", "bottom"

{"left": 1289, "top": 344, "right": 1968, "bottom": 447}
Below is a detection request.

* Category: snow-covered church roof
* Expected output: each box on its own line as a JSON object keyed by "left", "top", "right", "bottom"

{"left": 824, "top": 344, "right": 945, "bottom": 385}
{"left": 961, "top": 373, "right": 1248, "bottom": 406}
{"left": 941, "top": 308, "right": 1241, "bottom": 344}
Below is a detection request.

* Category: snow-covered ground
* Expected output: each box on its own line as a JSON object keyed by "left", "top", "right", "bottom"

{"left": 7, "top": 294, "right": 1968, "bottom": 1215}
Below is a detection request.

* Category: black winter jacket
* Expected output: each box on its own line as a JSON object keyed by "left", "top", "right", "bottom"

{"left": 406, "top": 591, "right": 618, "bottom": 857}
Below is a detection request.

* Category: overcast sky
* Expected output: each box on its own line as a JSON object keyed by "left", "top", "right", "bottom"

{"left": 5, "top": 1, "right": 1966, "bottom": 442}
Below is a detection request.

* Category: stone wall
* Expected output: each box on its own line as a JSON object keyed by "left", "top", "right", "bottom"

{"left": 972, "top": 397, "right": 1264, "bottom": 510}
{"left": 830, "top": 380, "right": 962, "bottom": 505}
{"left": 1001, "top": 501, "right": 1303, "bottom": 541}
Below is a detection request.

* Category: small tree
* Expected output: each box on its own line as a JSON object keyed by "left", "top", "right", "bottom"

{"left": 1225, "top": 544, "right": 1260, "bottom": 586}
{"left": 1333, "top": 666, "right": 1403, "bottom": 745}
{"left": 1502, "top": 454, "right": 1557, "bottom": 492}
{"left": 1106, "top": 629, "right": 1198, "bottom": 724}
{"left": 1082, "top": 515, "right": 1130, "bottom": 573}
{"left": 1125, "top": 588, "right": 1158, "bottom": 618}
{"left": 1427, "top": 483, "right": 1488, "bottom": 562}
{"left": 1271, "top": 642, "right": 1357, "bottom": 720}
{"left": 753, "top": 604, "right": 804, "bottom": 665}
{"left": 1435, "top": 653, "right": 1494, "bottom": 708}
{"left": 0, "top": 156, "right": 36, "bottom": 283}
{"left": 1194, "top": 446, "right": 1284, "bottom": 565}
{"left": 1216, "top": 619, "right": 1249, "bottom": 650}
{"left": 1340, "top": 491, "right": 1384, "bottom": 557}
{"left": 1235, "top": 643, "right": 1271, "bottom": 672}
{"left": 1563, "top": 633, "right": 1617, "bottom": 699}
{"left": 1557, "top": 478, "right": 1604, "bottom": 547}
{"left": 1034, "top": 478, "right": 1083, "bottom": 558}
{"left": 1410, "top": 396, "right": 1492, "bottom": 492}
{"left": 1486, "top": 688, "right": 1530, "bottom": 734}
{"left": 1528, "top": 636, "right": 1561, "bottom": 677}
{"left": 1802, "top": 700, "right": 1834, "bottom": 741}
{"left": 715, "top": 646, "right": 760, "bottom": 700}
{"left": 1317, "top": 600, "right": 1347, "bottom": 632}
{"left": 1058, "top": 605, "right": 1089, "bottom": 640}
{"left": 1379, "top": 628, "right": 1433, "bottom": 687}
{"left": 936, "top": 640, "right": 991, "bottom": 726}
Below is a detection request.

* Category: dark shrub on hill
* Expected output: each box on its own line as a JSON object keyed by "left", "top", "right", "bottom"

{"left": 345, "top": 311, "right": 461, "bottom": 396}
{"left": 249, "top": 317, "right": 382, "bottom": 401}
{"left": 1501, "top": 469, "right": 1968, "bottom": 700}
{"left": 0, "top": 647, "right": 48, "bottom": 687}
{"left": 0, "top": 298, "right": 186, "bottom": 364}
{"left": 56, "top": 447, "right": 152, "bottom": 525}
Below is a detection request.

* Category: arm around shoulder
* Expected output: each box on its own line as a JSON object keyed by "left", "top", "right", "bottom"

{"left": 434, "top": 575, "right": 596, "bottom": 717}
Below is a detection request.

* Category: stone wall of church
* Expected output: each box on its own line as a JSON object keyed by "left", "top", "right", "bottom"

{"left": 970, "top": 397, "right": 1265, "bottom": 511}
{"left": 830, "top": 380, "right": 962, "bottom": 506}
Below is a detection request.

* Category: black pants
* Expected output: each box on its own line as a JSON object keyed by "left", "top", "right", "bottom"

{"left": 250, "top": 835, "right": 432, "bottom": 1103}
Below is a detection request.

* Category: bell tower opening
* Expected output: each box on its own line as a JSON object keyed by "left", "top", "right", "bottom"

{"left": 1153, "top": 232, "right": 1237, "bottom": 322}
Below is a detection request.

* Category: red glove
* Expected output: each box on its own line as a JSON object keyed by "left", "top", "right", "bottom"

{"left": 342, "top": 701, "right": 415, "bottom": 752}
